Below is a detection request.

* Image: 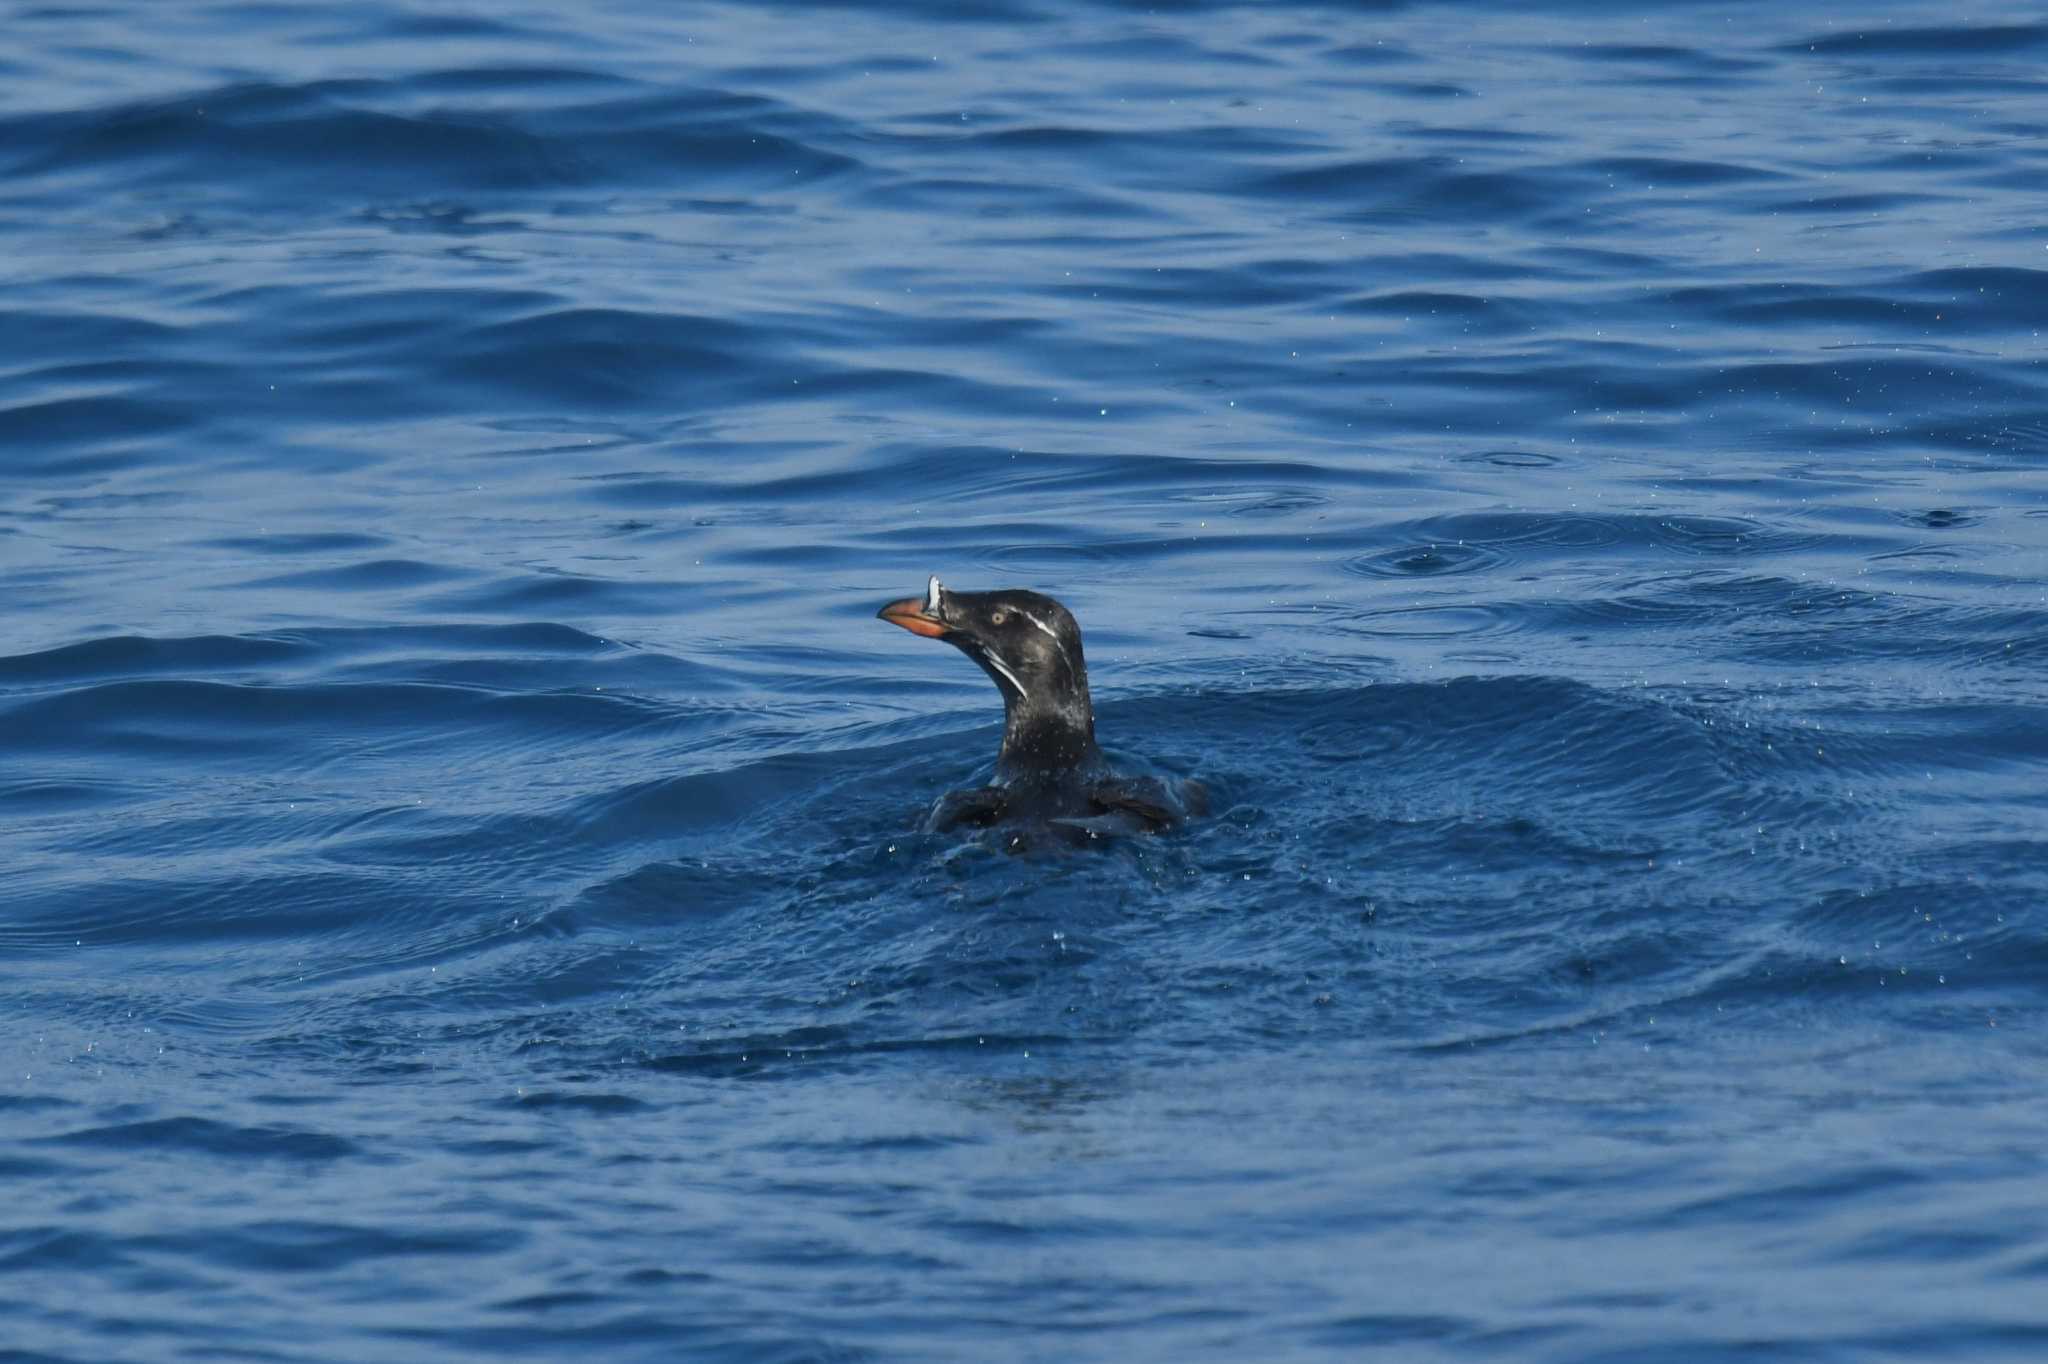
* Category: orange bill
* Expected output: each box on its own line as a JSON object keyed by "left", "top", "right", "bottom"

{"left": 877, "top": 597, "right": 946, "bottom": 638}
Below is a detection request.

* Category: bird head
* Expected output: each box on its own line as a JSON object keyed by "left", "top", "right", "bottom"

{"left": 877, "top": 575, "right": 1096, "bottom": 772}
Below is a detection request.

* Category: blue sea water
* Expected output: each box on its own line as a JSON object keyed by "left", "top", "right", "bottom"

{"left": 4, "top": 0, "right": 2047, "bottom": 1358}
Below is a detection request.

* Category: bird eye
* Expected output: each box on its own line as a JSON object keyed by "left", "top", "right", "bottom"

{"left": 990, "top": 611, "right": 1007, "bottom": 626}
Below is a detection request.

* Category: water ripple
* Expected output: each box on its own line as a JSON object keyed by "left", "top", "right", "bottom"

{"left": 1341, "top": 542, "right": 1508, "bottom": 579}
{"left": 4, "top": 3, "right": 2045, "bottom": 1359}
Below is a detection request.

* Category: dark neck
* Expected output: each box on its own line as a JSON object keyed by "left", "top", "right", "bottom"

{"left": 998, "top": 692, "right": 1097, "bottom": 776}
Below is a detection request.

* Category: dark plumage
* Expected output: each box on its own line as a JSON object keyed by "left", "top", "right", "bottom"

{"left": 877, "top": 575, "right": 1200, "bottom": 836}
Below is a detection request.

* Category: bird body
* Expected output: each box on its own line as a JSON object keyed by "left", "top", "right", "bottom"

{"left": 876, "top": 576, "right": 1198, "bottom": 835}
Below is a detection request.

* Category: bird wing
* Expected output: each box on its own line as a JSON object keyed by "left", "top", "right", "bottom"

{"left": 926, "top": 785, "right": 1010, "bottom": 831}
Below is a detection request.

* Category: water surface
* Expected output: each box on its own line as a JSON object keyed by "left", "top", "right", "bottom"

{"left": 3, "top": 1, "right": 2046, "bottom": 1359}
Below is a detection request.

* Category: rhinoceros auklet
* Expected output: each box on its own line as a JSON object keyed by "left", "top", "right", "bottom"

{"left": 877, "top": 575, "right": 1199, "bottom": 835}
